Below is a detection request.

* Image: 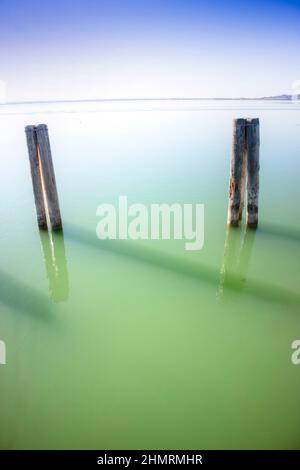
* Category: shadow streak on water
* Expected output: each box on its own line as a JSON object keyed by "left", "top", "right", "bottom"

{"left": 65, "top": 224, "right": 300, "bottom": 306}
{"left": 0, "top": 269, "right": 52, "bottom": 320}
{"left": 39, "top": 230, "right": 69, "bottom": 303}
{"left": 259, "top": 222, "right": 300, "bottom": 242}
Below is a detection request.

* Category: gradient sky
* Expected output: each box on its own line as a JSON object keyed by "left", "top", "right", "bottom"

{"left": 0, "top": 0, "right": 300, "bottom": 101}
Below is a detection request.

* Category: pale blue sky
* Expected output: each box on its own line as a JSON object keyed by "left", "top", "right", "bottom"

{"left": 0, "top": 0, "right": 299, "bottom": 101}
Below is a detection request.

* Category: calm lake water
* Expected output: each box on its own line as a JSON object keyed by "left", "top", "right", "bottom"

{"left": 0, "top": 100, "right": 300, "bottom": 449}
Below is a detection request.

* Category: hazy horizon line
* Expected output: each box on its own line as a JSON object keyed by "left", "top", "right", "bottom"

{"left": 0, "top": 94, "right": 296, "bottom": 107}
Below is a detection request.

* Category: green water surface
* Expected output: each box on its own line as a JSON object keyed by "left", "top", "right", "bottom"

{"left": 0, "top": 101, "right": 300, "bottom": 449}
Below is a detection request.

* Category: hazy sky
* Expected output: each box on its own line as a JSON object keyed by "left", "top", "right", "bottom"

{"left": 0, "top": 0, "right": 299, "bottom": 101}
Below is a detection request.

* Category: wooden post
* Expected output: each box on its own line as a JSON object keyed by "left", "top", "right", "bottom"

{"left": 25, "top": 125, "right": 48, "bottom": 230}
{"left": 36, "top": 124, "right": 62, "bottom": 231}
{"left": 227, "top": 118, "right": 246, "bottom": 226}
{"left": 246, "top": 118, "right": 260, "bottom": 228}
{"left": 239, "top": 145, "right": 247, "bottom": 221}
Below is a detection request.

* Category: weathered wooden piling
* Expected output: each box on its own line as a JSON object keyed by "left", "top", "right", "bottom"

{"left": 227, "top": 118, "right": 247, "bottom": 226}
{"left": 35, "top": 124, "right": 62, "bottom": 231}
{"left": 239, "top": 145, "right": 247, "bottom": 221}
{"left": 246, "top": 118, "right": 260, "bottom": 228}
{"left": 227, "top": 117, "right": 260, "bottom": 227}
{"left": 25, "top": 125, "right": 47, "bottom": 229}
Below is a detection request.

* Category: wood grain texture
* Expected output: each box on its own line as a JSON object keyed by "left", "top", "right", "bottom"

{"left": 246, "top": 118, "right": 260, "bottom": 228}
{"left": 239, "top": 144, "right": 247, "bottom": 221}
{"left": 25, "top": 125, "right": 47, "bottom": 230}
{"left": 36, "top": 124, "right": 62, "bottom": 231}
{"left": 227, "top": 118, "right": 247, "bottom": 226}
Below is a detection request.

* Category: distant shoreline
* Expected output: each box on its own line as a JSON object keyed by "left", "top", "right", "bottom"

{"left": 0, "top": 94, "right": 299, "bottom": 107}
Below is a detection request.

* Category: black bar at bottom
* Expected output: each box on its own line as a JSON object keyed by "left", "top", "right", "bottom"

{"left": 0, "top": 450, "right": 299, "bottom": 467}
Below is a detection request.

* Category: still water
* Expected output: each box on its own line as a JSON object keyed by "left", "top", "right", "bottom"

{"left": 0, "top": 101, "right": 300, "bottom": 449}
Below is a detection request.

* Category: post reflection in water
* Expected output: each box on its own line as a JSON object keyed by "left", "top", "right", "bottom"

{"left": 39, "top": 229, "right": 69, "bottom": 302}
{"left": 238, "top": 228, "right": 256, "bottom": 283}
{"left": 218, "top": 225, "right": 256, "bottom": 300}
